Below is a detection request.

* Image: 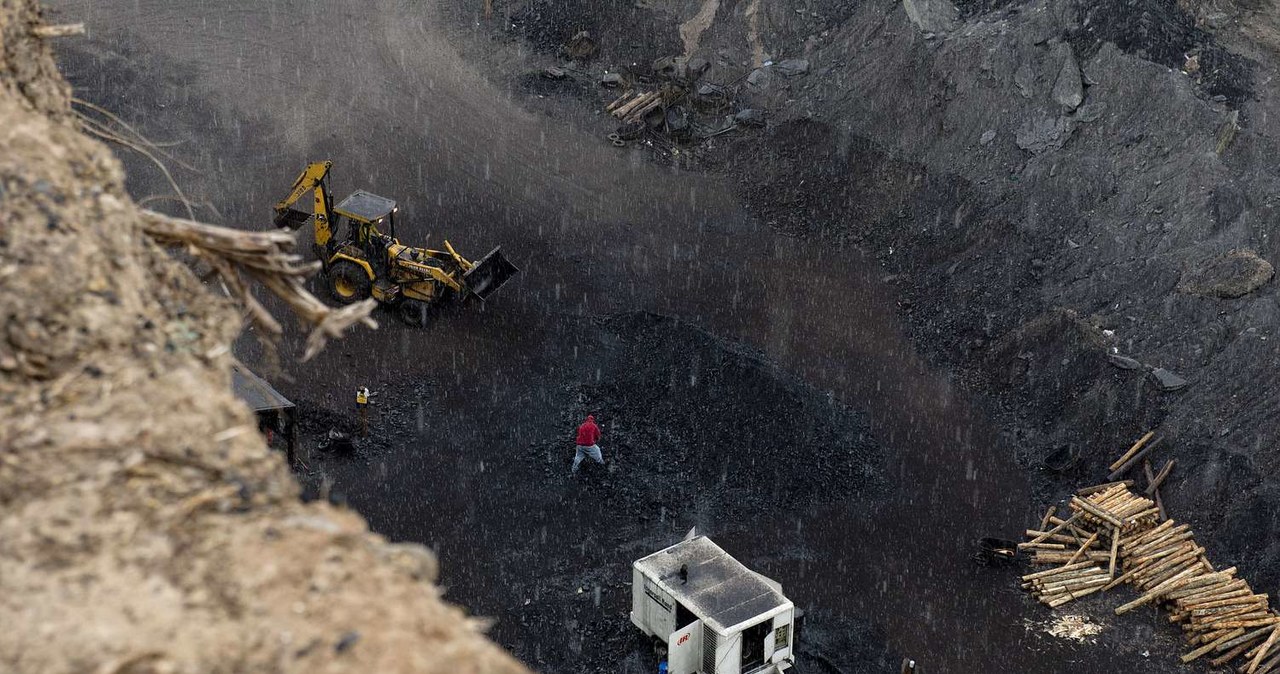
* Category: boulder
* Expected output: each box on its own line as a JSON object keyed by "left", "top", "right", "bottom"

{"left": 903, "top": 0, "right": 959, "bottom": 33}
{"left": 1051, "top": 43, "right": 1084, "bottom": 110}
{"left": 1016, "top": 115, "right": 1075, "bottom": 153}
{"left": 1178, "top": 249, "right": 1275, "bottom": 299}
{"left": 1151, "top": 368, "right": 1189, "bottom": 392}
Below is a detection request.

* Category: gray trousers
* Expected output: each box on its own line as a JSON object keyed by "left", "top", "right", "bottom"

{"left": 572, "top": 444, "right": 604, "bottom": 472}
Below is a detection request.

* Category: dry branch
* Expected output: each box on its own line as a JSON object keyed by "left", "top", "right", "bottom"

{"left": 139, "top": 210, "right": 377, "bottom": 359}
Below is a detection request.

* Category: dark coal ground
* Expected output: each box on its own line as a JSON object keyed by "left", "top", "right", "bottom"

{"left": 47, "top": 0, "right": 1280, "bottom": 671}
{"left": 294, "top": 311, "right": 892, "bottom": 673}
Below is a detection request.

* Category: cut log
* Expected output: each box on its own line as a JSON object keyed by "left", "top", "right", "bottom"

{"left": 1108, "top": 435, "right": 1163, "bottom": 481}
{"left": 1072, "top": 496, "right": 1123, "bottom": 528}
{"left": 1021, "top": 560, "right": 1096, "bottom": 581}
{"left": 1185, "top": 628, "right": 1247, "bottom": 662}
{"left": 1110, "top": 431, "right": 1157, "bottom": 471}
{"left": 1039, "top": 505, "right": 1057, "bottom": 530}
{"left": 1030, "top": 513, "right": 1080, "bottom": 544}
{"left": 1109, "top": 527, "right": 1120, "bottom": 578}
{"left": 1066, "top": 532, "right": 1100, "bottom": 565}
{"left": 1077, "top": 480, "right": 1135, "bottom": 496}
{"left": 1115, "top": 567, "right": 1203, "bottom": 615}
{"left": 1146, "top": 459, "right": 1176, "bottom": 495}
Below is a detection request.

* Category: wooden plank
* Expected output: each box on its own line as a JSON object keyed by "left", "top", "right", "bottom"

{"left": 1077, "top": 480, "right": 1135, "bottom": 496}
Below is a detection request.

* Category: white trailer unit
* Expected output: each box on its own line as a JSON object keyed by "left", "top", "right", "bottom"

{"left": 631, "top": 536, "right": 796, "bottom": 674}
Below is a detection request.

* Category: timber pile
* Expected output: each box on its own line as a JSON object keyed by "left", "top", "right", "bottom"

{"left": 606, "top": 90, "right": 666, "bottom": 124}
{"left": 1020, "top": 482, "right": 1280, "bottom": 671}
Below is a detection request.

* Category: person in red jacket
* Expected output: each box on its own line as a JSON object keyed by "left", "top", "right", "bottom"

{"left": 572, "top": 414, "right": 605, "bottom": 474}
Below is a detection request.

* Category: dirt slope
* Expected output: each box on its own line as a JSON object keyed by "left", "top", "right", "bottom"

{"left": 0, "top": 2, "right": 528, "bottom": 673}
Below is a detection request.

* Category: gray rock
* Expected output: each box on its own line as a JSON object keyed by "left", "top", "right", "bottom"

{"left": 1014, "top": 62, "right": 1036, "bottom": 99}
{"left": 1210, "top": 185, "right": 1248, "bottom": 228}
{"left": 697, "top": 82, "right": 728, "bottom": 97}
{"left": 600, "top": 72, "right": 624, "bottom": 87}
{"left": 1151, "top": 367, "right": 1189, "bottom": 392}
{"left": 1051, "top": 44, "right": 1084, "bottom": 110}
{"left": 1108, "top": 354, "right": 1142, "bottom": 370}
{"left": 1016, "top": 115, "right": 1075, "bottom": 153}
{"left": 734, "top": 108, "right": 767, "bottom": 127}
{"left": 746, "top": 67, "right": 771, "bottom": 91}
{"left": 903, "top": 0, "right": 959, "bottom": 33}
{"left": 1072, "top": 102, "right": 1107, "bottom": 123}
{"left": 980, "top": 129, "right": 997, "bottom": 145}
{"left": 773, "top": 59, "right": 810, "bottom": 76}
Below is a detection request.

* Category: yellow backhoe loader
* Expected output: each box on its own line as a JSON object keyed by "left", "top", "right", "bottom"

{"left": 273, "top": 161, "right": 518, "bottom": 324}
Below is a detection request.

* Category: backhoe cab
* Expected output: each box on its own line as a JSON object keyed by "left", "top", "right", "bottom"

{"left": 273, "top": 161, "right": 518, "bottom": 324}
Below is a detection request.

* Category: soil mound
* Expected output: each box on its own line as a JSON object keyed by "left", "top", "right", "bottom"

{"left": 0, "top": 2, "right": 527, "bottom": 672}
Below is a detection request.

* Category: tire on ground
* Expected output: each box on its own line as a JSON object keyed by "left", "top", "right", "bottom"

{"left": 328, "top": 259, "right": 372, "bottom": 304}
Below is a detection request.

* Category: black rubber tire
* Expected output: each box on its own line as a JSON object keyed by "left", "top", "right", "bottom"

{"left": 397, "top": 300, "right": 432, "bottom": 327}
{"left": 327, "top": 259, "right": 372, "bottom": 304}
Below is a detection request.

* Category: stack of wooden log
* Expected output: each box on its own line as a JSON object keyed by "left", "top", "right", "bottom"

{"left": 1016, "top": 430, "right": 1280, "bottom": 671}
{"left": 606, "top": 90, "right": 665, "bottom": 124}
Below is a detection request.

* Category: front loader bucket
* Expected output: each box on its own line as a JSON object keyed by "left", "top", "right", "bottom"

{"left": 463, "top": 247, "right": 519, "bottom": 300}
{"left": 275, "top": 207, "right": 312, "bottom": 231}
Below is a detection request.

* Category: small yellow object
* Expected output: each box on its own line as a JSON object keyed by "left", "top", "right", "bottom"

{"left": 356, "top": 389, "right": 368, "bottom": 405}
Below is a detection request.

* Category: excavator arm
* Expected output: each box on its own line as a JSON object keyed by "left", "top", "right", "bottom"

{"left": 274, "top": 160, "right": 336, "bottom": 247}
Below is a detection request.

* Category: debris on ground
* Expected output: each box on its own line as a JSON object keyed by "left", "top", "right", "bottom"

{"left": 1150, "top": 368, "right": 1190, "bottom": 392}
{"left": 1044, "top": 614, "right": 1105, "bottom": 643}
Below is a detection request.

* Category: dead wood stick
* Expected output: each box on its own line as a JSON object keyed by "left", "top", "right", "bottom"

{"left": 625, "top": 97, "right": 664, "bottom": 123}
{"left": 1022, "top": 561, "right": 1096, "bottom": 581}
{"left": 1169, "top": 577, "right": 1245, "bottom": 602}
{"left": 1046, "top": 584, "right": 1106, "bottom": 607}
{"left": 605, "top": 92, "right": 632, "bottom": 112}
{"left": 1257, "top": 650, "right": 1280, "bottom": 674}
{"left": 31, "top": 22, "right": 85, "bottom": 38}
{"left": 1213, "top": 639, "right": 1260, "bottom": 667}
{"left": 1115, "top": 567, "right": 1203, "bottom": 614}
{"left": 1147, "top": 459, "right": 1176, "bottom": 495}
{"left": 614, "top": 92, "right": 657, "bottom": 118}
{"left": 1217, "top": 626, "right": 1276, "bottom": 653}
{"left": 1039, "top": 505, "right": 1057, "bottom": 531}
{"left": 1134, "top": 546, "right": 1204, "bottom": 584}
{"left": 1251, "top": 627, "right": 1280, "bottom": 673}
{"left": 1142, "top": 559, "right": 1204, "bottom": 591}
{"left": 1078, "top": 480, "right": 1135, "bottom": 496}
{"left": 1066, "top": 532, "right": 1100, "bottom": 566}
{"left": 1110, "top": 430, "right": 1157, "bottom": 471}
{"left": 1185, "top": 628, "right": 1248, "bottom": 662}
{"left": 1189, "top": 593, "right": 1268, "bottom": 610}
{"left": 1109, "top": 435, "right": 1163, "bottom": 480}
{"left": 1146, "top": 457, "right": 1167, "bottom": 521}
{"left": 1182, "top": 589, "right": 1255, "bottom": 608}
{"left": 1030, "top": 513, "right": 1080, "bottom": 544}
{"left": 1131, "top": 540, "right": 1196, "bottom": 567}
{"left": 1124, "top": 519, "right": 1175, "bottom": 547}
{"left": 1041, "top": 575, "right": 1111, "bottom": 593}
{"left": 1032, "top": 552, "right": 1112, "bottom": 564}
{"left": 1207, "top": 617, "right": 1278, "bottom": 630}
{"left": 1023, "top": 530, "right": 1091, "bottom": 545}
{"left": 1108, "top": 527, "right": 1121, "bottom": 578}
{"left": 1072, "top": 497, "right": 1123, "bottom": 528}
{"left": 1127, "top": 530, "right": 1194, "bottom": 558}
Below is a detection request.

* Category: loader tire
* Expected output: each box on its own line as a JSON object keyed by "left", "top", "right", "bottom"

{"left": 397, "top": 300, "right": 432, "bottom": 327}
{"left": 327, "top": 260, "right": 372, "bottom": 305}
